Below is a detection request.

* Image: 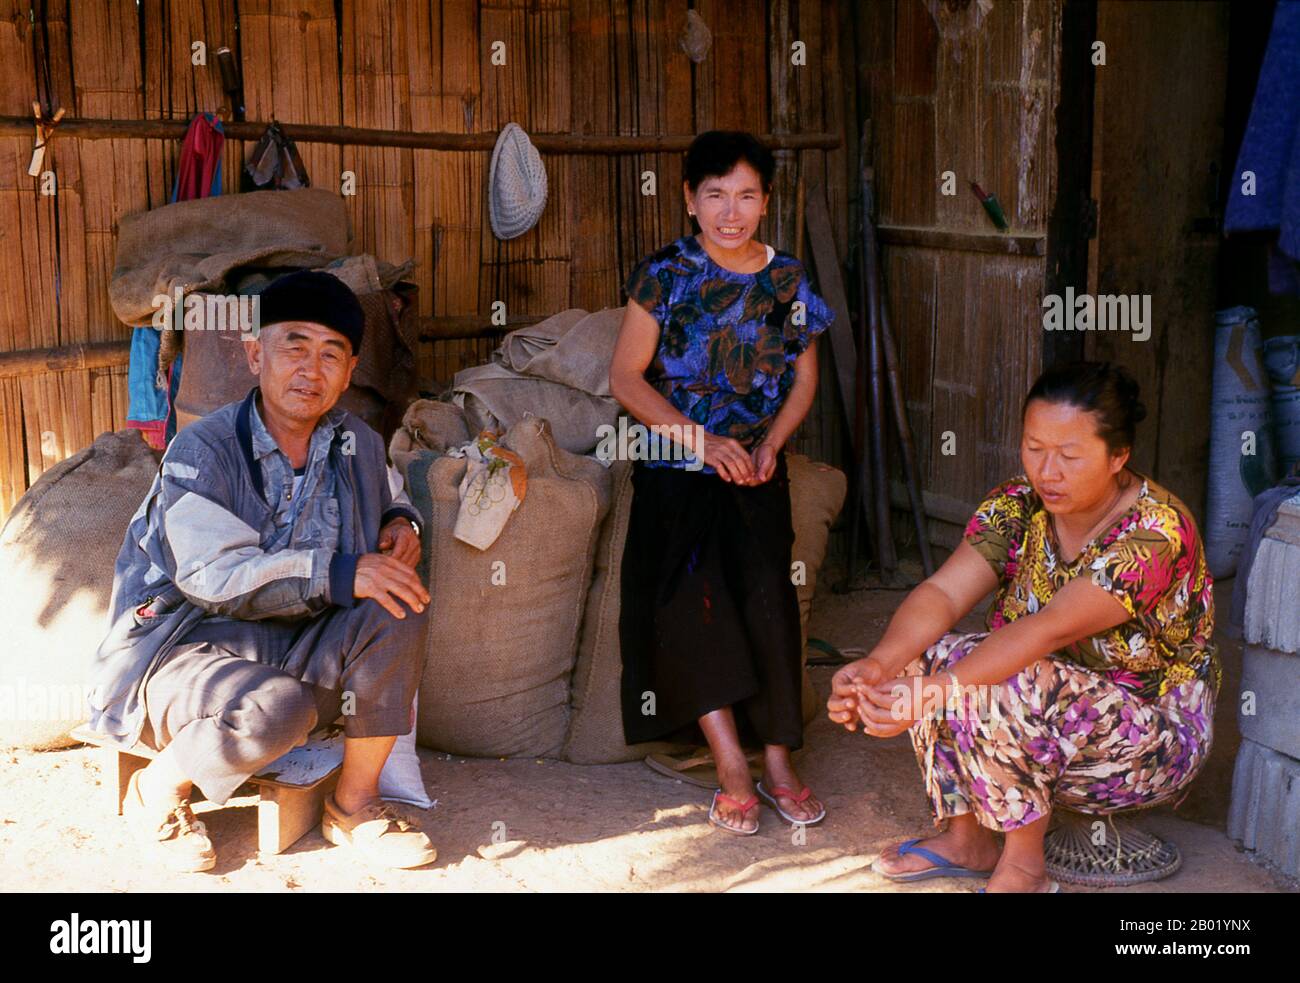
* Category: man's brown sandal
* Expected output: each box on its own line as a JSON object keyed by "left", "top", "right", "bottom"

{"left": 321, "top": 795, "right": 437, "bottom": 869}
{"left": 123, "top": 768, "right": 217, "bottom": 873}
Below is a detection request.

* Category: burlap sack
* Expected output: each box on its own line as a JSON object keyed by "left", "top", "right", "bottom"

{"left": 174, "top": 285, "right": 418, "bottom": 444}
{"left": 387, "top": 399, "right": 472, "bottom": 475}
{"left": 109, "top": 188, "right": 352, "bottom": 326}
{"left": 788, "top": 455, "right": 848, "bottom": 723}
{"left": 494, "top": 308, "right": 623, "bottom": 396}
{"left": 449, "top": 306, "right": 624, "bottom": 456}
{"left": 562, "top": 461, "right": 694, "bottom": 764}
{"left": 563, "top": 454, "right": 847, "bottom": 764}
{"left": 451, "top": 362, "right": 619, "bottom": 456}
{"left": 406, "top": 417, "right": 612, "bottom": 757}
{"left": 493, "top": 309, "right": 586, "bottom": 376}
{"left": 0, "top": 430, "right": 162, "bottom": 750}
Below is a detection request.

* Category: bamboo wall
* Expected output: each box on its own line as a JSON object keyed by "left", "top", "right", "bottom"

{"left": 0, "top": 0, "right": 858, "bottom": 520}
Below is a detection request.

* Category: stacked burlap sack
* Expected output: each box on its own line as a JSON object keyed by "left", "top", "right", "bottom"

{"left": 394, "top": 397, "right": 848, "bottom": 763}
{"left": 110, "top": 188, "right": 420, "bottom": 444}
{"left": 404, "top": 414, "right": 611, "bottom": 757}
{"left": 175, "top": 284, "right": 419, "bottom": 444}
{"left": 450, "top": 308, "right": 623, "bottom": 455}
{"left": 0, "top": 431, "right": 162, "bottom": 750}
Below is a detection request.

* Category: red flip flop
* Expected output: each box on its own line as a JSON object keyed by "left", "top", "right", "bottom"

{"left": 708, "top": 789, "right": 760, "bottom": 835}
{"left": 757, "top": 781, "right": 827, "bottom": 825}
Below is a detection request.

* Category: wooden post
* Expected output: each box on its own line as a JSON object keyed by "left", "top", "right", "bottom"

{"left": 112, "top": 749, "right": 154, "bottom": 816}
{"left": 860, "top": 130, "right": 897, "bottom": 581}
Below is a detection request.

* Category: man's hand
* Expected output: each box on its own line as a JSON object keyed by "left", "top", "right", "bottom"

{"left": 354, "top": 552, "right": 430, "bottom": 619}
{"left": 378, "top": 517, "right": 420, "bottom": 568}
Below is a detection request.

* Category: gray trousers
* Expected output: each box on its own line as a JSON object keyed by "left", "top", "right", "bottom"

{"left": 138, "top": 598, "right": 428, "bottom": 805}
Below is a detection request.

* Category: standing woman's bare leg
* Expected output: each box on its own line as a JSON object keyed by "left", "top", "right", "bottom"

{"left": 698, "top": 707, "right": 758, "bottom": 831}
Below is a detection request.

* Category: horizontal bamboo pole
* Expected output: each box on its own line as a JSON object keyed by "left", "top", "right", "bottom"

{"left": 0, "top": 115, "right": 842, "bottom": 153}
{"left": 876, "top": 224, "right": 1046, "bottom": 257}
{"left": 0, "top": 317, "right": 542, "bottom": 376}
{"left": 415, "top": 314, "right": 542, "bottom": 341}
{"left": 0, "top": 340, "right": 131, "bottom": 378}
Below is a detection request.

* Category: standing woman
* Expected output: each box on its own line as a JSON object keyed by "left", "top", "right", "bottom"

{"left": 609, "top": 131, "right": 835, "bottom": 834}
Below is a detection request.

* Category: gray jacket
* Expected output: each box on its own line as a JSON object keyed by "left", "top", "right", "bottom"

{"left": 87, "top": 386, "right": 420, "bottom": 744}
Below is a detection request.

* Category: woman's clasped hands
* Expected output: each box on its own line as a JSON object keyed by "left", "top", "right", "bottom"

{"left": 699, "top": 432, "right": 778, "bottom": 485}
{"left": 827, "top": 657, "right": 949, "bottom": 739}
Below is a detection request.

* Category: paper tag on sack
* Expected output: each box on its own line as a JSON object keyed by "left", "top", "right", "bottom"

{"left": 448, "top": 430, "right": 528, "bottom": 550}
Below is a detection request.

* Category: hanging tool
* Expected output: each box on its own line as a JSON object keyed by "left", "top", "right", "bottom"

{"left": 866, "top": 160, "right": 934, "bottom": 577}
{"left": 877, "top": 289, "right": 935, "bottom": 576}
{"left": 803, "top": 177, "right": 878, "bottom": 592}
{"left": 215, "top": 47, "right": 245, "bottom": 123}
{"left": 859, "top": 129, "right": 897, "bottom": 584}
{"left": 851, "top": 125, "right": 936, "bottom": 582}
{"left": 842, "top": 235, "right": 872, "bottom": 591}
{"left": 28, "top": 102, "right": 65, "bottom": 177}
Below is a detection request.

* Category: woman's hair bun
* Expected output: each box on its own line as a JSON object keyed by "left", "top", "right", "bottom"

{"left": 1111, "top": 364, "right": 1147, "bottom": 423}
{"left": 1024, "top": 360, "right": 1146, "bottom": 453}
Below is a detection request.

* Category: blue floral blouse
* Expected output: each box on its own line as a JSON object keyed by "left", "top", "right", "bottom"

{"left": 623, "top": 234, "right": 834, "bottom": 472}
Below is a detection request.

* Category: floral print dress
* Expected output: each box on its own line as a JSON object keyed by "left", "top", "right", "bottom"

{"left": 906, "top": 473, "right": 1220, "bottom": 830}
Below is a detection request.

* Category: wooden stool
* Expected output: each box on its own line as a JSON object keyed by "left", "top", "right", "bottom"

{"left": 71, "top": 723, "right": 344, "bottom": 855}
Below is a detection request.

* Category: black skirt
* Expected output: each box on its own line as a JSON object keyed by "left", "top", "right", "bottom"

{"left": 619, "top": 450, "right": 805, "bottom": 750}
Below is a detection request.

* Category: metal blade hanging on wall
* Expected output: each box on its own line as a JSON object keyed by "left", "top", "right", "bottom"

{"left": 244, "top": 120, "right": 311, "bottom": 191}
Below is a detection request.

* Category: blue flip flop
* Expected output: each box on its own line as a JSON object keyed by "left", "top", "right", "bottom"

{"left": 871, "top": 838, "right": 995, "bottom": 882}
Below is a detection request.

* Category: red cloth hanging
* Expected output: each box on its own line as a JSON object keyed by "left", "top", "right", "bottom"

{"left": 172, "top": 113, "right": 225, "bottom": 202}
{"left": 126, "top": 114, "right": 225, "bottom": 449}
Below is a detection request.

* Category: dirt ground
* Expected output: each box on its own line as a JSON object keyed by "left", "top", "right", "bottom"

{"left": 1, "top": 574, "right": 1294, "bottom": 893}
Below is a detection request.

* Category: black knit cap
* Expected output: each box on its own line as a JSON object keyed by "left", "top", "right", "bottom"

{"left": 256, "top": 269, "right": 364, "bottom": 355}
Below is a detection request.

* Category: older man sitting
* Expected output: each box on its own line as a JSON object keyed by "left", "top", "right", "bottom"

{"left": 88, "top": 270, "right": 435, "bottom": 872}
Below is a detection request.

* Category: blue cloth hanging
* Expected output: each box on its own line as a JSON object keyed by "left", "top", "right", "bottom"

{"left": 1225, "top": 1, "right": 1300, "bottom": 292}
{"left": 128, "top": 114, "right": 223, "bottom": 447}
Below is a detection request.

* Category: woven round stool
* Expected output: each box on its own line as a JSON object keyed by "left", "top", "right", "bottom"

{"left": 1044, "top": 805, "right": 1181, "bottom": 886}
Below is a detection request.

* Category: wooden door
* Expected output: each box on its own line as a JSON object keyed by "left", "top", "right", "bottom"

{"left": 860, "top": 0, "right": 1068, "bottom": 544}
{"left": 1085, "top": 0, "right": 1230, "bottom": 520}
